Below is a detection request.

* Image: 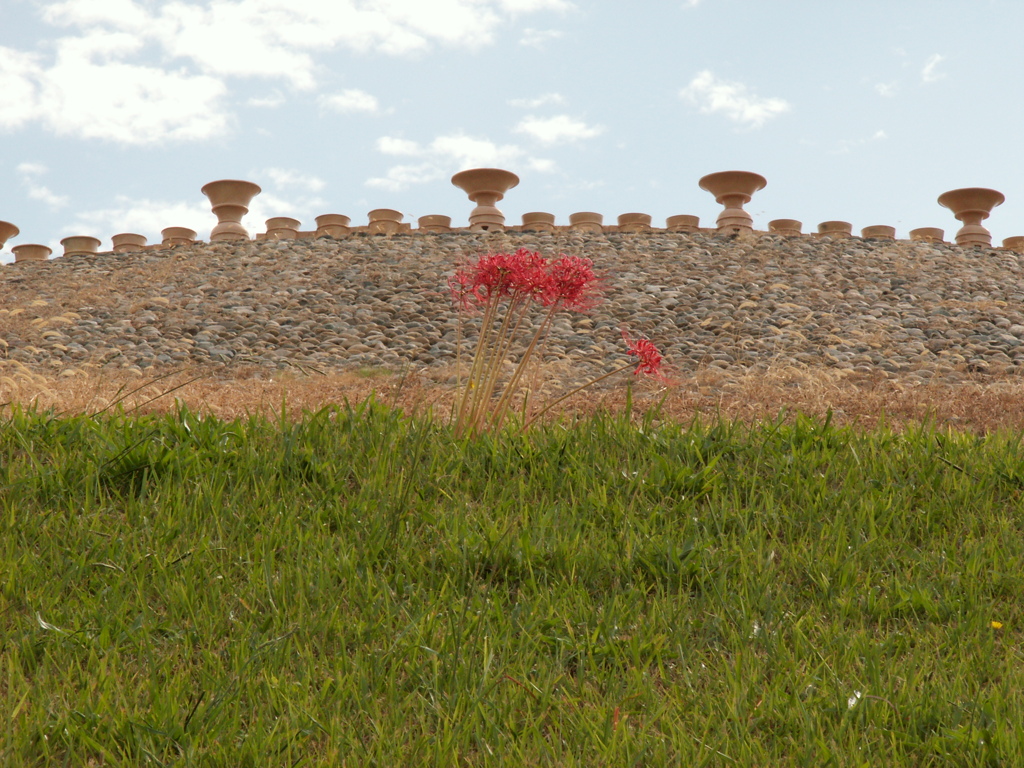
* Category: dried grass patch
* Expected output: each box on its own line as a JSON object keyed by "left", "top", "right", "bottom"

{"left": 4, "top": 360, "right": 1024, "bottom": 434}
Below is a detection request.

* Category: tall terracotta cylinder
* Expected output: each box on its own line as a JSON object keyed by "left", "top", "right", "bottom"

{"left": 937, "top": 187, "right": 1004, "bottom": 248}
{"left": 451, "top": 168, "right": 519, "bottom": 231}
{"left": 201, "top": 179, "right": 261, "bottom": 241}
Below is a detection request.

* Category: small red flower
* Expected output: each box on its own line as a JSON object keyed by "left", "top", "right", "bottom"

{"left": 448, "top": 269, "right": 476, "bottom": 311}
{"left": 622, "top": 329, "right": 665, "bottom": 379}
{"left": 507, "top": 248, "right": 550, "bottom": 299}
{"left": 543, "top": 254, "right": 601, "bottom": 310}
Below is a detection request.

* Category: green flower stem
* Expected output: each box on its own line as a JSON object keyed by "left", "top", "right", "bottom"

{"left": 521, "top": 362, "right": 637, "bottom": 431}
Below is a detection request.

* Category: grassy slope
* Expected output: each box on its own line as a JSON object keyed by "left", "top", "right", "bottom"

{"left": 2, "top": 402, "right": 1024, "bottom": 766}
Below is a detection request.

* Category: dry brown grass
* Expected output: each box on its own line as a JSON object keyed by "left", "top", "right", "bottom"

{"left": 3, "top": 360, "right": 1024, "bottom": 434}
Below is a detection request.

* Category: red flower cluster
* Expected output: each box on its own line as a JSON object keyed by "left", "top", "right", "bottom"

{"left": 622, "top": 329, "right": 665, "bottom": 379}
{"left": 449, "top": 248, "right": 600, "bottom": 312}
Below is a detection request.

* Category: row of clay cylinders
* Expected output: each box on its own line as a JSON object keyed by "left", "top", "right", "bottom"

{"left": 766, "top": 220, "right": 943, "bottom": 242}
{"left": 447, "top": 169, "right": 765, "bottom": 234}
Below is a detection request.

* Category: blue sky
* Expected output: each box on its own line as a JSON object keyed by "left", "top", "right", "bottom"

{"left": 2, "top": 0, "right": 1023, "bottom": 263}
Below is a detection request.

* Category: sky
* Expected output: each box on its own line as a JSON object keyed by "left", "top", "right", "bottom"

{"left": 2, "top": 0, "right": 1024, "bottom": 264}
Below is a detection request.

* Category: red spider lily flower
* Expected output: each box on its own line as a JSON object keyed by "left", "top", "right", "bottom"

{"left": 448, "top": 269, "right": 476, "bottom": 311}
{"left": 622, "top": 329, "right": 665, "bottom": 379}
{"left": 506, "top": 248, "right": 550, "bottom": 299}
{"left": 453, "top": 249, "right": 552, "bottom": 306}
{"left": 543, "top": 254, "right": 601, "bottom": 310}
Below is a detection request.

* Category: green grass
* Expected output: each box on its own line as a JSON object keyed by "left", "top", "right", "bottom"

{"left": 2, "top": 400, "right": 1024, "bottom": 766}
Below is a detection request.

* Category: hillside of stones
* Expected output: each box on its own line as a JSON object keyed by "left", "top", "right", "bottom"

{"left": 3, "top": 229, "right": 1024, "bottom": 386}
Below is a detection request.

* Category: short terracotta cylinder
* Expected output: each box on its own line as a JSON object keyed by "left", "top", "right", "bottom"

{"left": 818, "top": 221, "right": 853, "bottom": 238}
{"left": 112, "top": 233, "right": 148, "bottom": 252}
{"left": 521, "top": 212, "right": 556, "bottom": 232}
{"left": 201, "top": 179, "right": 261, "bottom": 242}
{"left": 367, "top": 209, "right": 404, "bottom": 236}
{"left": 569, "top": 212, "right": 603, "bottom": 233}
{"left": 61, "top": 235, "right": 102, "bottom": 257}
{"left": 861, "top": 225, "right": 896, "bottom": 240}
{"left": 265, "top": 217, "right": 300, "bottom": 240}
{"left": 1002, "top": 236, "right": 1024, "bottom": 253}
{"left": 12, "top": 244, "right": 52, "bottom": 263}
{"left": 617, "top": 213, "right": 652, "bottom": 233}
{"left": 699, "top": 171, "right": 767, "bottom": 234}
{"left": 769, "top": 219, "right": 802, "bottom": 236}
{"left": 161, "top": 227, "right": 197, "bottom": 247}
{"left": 909, "top": 227, "right": 945, "bottom": 244}
{"left": 451, "top": 168, "right": 520, "bottom": 231}
{"left": 0, "top": 220, "right": 19, "bottom": 249}
{"left": 418, "top": 215, "right": 452, "bottom": 233}
{"left": 315, "top": 214, "right": 351, "bottom": 238}
{"left": 666, "top": 215, "right": 700, "bottom": 233}
{"left": 938, "top": 187, "right": 1005, "bottom": 248}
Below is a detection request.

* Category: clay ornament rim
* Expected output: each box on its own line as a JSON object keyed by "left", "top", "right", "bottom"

{"left": 201, "top": 179, "right": 263, "bottom": 206}
{"left": 451, "top": 168, "right": 520, "bottom": 197}
{"left": 698, "top": 171, "right": 768, "bottom": 201}
{"left": 937, "top": 187, "right": 1005, "bottom": 215}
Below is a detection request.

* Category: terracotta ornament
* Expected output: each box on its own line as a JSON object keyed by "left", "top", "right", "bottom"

{"left": 161, "top": 227, "right": 197, "bottom": 247}
{"left": 315, "top": 215, "right": 351, "bottom": 238}
{"left": 1002, "top": 236, "right": 1024, "bottom": 253}
{"left": 617, "top": 213, "right": 652, "bottom": 233}
{"left": 521, "top": 212, "right": 556, "bottom": 232}
{"left": 666, "top": 215, "right": 700, "bottom": 233}
{"left": 0, "top": 220, "right": 18, "bottom": 250}
{"left": 698, "top": 171, "right": 767, "bottom": 234}
{"left": 61, "top": 236, "right": 102, "bottom": 257}
{"left": 909, "top": 227, "right": 945, "bottom": 243}
{"left": 111, "top": 233, "right": 147, "bottom": 252}
{"left": 769, "top": 219, "right": 802, "bottom": 236}
{"left": 265, "top": 217, "right": 300, "bottom": 240}
{"left": 818, "top": 221, "right": 853, "bottom": 238}
{"left": 861, "top": 225, "right": 895, "bottom": 240}
{"left": 451, "top": 168, "right": 519, "bottom": 231}
{"left": 201, "top": 179, "right": 262, "bottom": 241}
{"left": 418, "top": 215, "right": 452, "bottom": 233}
{"left": 12, "top": 244, "right": 51, "bottom": 263}
{"left": 367, "top": 209, "right": 404, "bottom": 235}
{"left": 937, "top": 187, "right": 1005, "bottom": 247}
{"left": 568, "top": 212, "right": 603, "bottom": 233}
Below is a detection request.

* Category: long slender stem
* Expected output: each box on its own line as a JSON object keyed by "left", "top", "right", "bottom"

{"left": 489, "top": 302, "right": 560, "bottom": 431}
{"left": 521, "top": 363, "right": 636, "bottom": 431}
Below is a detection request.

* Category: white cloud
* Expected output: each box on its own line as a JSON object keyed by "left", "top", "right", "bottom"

{"left": 834, "top": 129, "right": 887, "bottom": 154}
{"left": 69, "top": 197, "right": 212, "bottom": 241}
{"left": 5, "top": 0, "right": 575, "bottom": 143}
{"left": 319, "top": 89, "right": 381, "bottom": 114}
{"left": 508, "top": 93, "right": 565, "bottom": 109}
{"left": 36, "top": 0, "right": 572, "bottom": 83}
{"left": 366, "top": 163, "right": 446, "bottom": 192}
{"left": 432, "top": 133, "right": 531, "bottom": 169}
{"left": 500, "top": 0, "right": 575, "bottom": 12}
{"left": 680, "top": 70, "right": 790, "bottom": 129}
{"left": 17, "top": 162, "right": 69, "bottom": 209}
{"left": 367, "top": 132, "right": 554, "bottom": 191}
{"left": 921, "top": 53, "right": 945, "bottom": 83}
{"left": 0, "top": 36, "right": 228, "bottom": 144}
{"left": 69, "top": 187, "right": 329, "bottom": 241}
{"left": 377, "top": 137, "right": 424, "bottom": 156}
{"left": 514, "top": 114, "right": 604, "bottom": 144}
{"left": 260, "top": 168, "right": 327, "bottom": 193}
{"left": 875, "top": 81, "right": 898, "bottom": 98}
{"left": 248, "top": 92, "right": 286, "bottom": 108}
{"left": 527, "top": 158, "right": 556, "bottom": 173}
{"left": 520, "top": 28, "right": 563, "bottom": 48}
{"left": 0, "top": 48, "right": 43, "bottom": 130}
{"left": 16, "top": 162, "right": 49, "bottom": 177}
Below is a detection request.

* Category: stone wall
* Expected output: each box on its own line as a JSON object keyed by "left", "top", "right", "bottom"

{"left": 3, "top": 230, "right": 1024, "bottom": 386}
